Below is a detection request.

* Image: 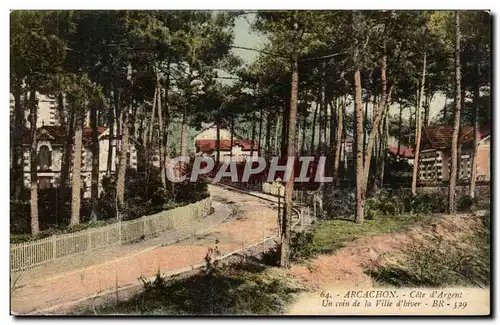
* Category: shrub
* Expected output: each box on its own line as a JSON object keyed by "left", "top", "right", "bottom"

{"left": 261, "top": 231, "right": 315, "bottom": 266}
{"left": 290, "top": 231, "right": 314, "bottom": 262}
{"left": 411, "top": 192, "right": 447, "bottom": 214}
{"left": 323, "top": 190, "right": 356, "bottom": 219}
{"left": 457, "top": 195, "right": 474, "bottom": 212}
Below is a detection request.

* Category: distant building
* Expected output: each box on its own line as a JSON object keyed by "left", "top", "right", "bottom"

{"left": 194, "top": 124, "right": 258, "bottom": 163}
{"left": 389, "top": 146, "right": 415, "bottom": 165}
{"left": 418, "top": 125, "right": 490, "bottom": 183}
{"left": 21, "top": 125, "right": 138, "bottom": 197}
{"left": 12, "top": 92, "right": 138, "bottom": 197}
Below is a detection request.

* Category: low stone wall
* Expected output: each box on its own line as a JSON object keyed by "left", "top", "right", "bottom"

{"left": 10, "top": 196, "right": 212, "bottom": 273}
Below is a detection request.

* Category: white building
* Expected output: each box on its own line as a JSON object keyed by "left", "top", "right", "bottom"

{"left": 194, "top": 124, "right": 259, "bottom": 163}
{"left": 13, "top": 92, "right": 138, "bottom": 197}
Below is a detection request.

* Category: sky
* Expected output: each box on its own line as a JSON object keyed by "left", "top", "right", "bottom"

{"left": 227, "top": 12, "right": 445, "bottom": 123}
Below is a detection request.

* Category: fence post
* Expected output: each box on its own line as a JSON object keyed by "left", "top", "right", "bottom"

{"left": 300, "top": 207, "right": 304, "bottom": 229}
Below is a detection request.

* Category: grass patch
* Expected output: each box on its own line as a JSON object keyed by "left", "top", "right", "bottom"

{"left": 311, "top": 213, "right": 433, "bottom": 253}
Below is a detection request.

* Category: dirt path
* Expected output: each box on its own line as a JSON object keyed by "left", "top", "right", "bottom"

{"left": 11, "top": 185, "right": 280, "bottom": 315}
{"left": 287, "top": 213, "right": 485, "bottom": 314}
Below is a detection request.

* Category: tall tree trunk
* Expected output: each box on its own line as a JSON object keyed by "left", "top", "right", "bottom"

{"left": 230, "top": 114, "right": 234, "bottom": 160}
{"left": 379, "top": 112, "right": 389, "bottom": 188}
{"left": 322, "top": 97, "right": 328, "bottom": 154}
{"left": 147, "top": 87, "right": 157, "bottom": 147}
{"left": 363, "top": 53, "right": 391, "bottom": 193}
{"left": 12, "top": 86, "right": 24, "bottom": 199}
{"left": 310, "top": 102, "right": 319, "bottom": 155}
{"left": 106, "top": 90, "right": 116, "bottom": 177}
{"left": 250, "top": 117, "right": 256, "bottom": 159}
{"left": 180, "top": 69, "right": 190, "bottom": 159}
{"left": 333, "top": 97, "right": 344, "bottom": 187}
{"left": 363, "top": 91, "right": 369, "bottom": 164}
{"left": 157, "top": 83, "right": 166, "bottom": 188}
{"left": 353, "top": 12, "right": 365, "bottom": 224}
{"left": 116, "top": 100, "right": 130, "bottom": 206}
{"left": 90, "top": 98, "right": 100, "bottom": 221}
{"left": 265, "top": 111, "right": 272, "bottom": 157}
{"left": 469, "top": 68, "right": 481, "bottom": 198}
{"left": 274, "top": 114, "right": 280, "bottom": 155}
{"left": 280, "top": 52, "right": 298, "bottom": 268}
{"left": 163, "top": 61, "right": 171, "bottom": 171}
{"left": 258, "top": 107, "right": 264, "bottom": 156}
{"left": 412, "top": 51, "right": 427, "bottom": 195}
{"left": 71, "top": 108, "right": 84, "bottom": 227}
{"left": 300, "top": 114, "right": 307, "bottom": 155}
{"left": 449, "top": 11, "right": 461, "bottom": 213}
{"left": 423, "top": 93, "right": 430, "bottom": 127}
{"left": 29, "top": 89, "right": 39, "bottom": 235}
{"left": 397, "top": 103, "right": 403, "bottom": 159}
{"left": 180, "top": 107, "right": 188, "bottom": 157}
{"left": 354, "top": 67, "right": 365, "bottom": 224}
{"left": 216, "top": 121, "right": 221, "bottom": 166}
{"left": 59, "top": 102, "right": 75, "bottom": 198}
{"left": 442, "top": 93, "right": 448, "bottom": 123}
{"left": 282, "top": 101, "right": 290, "bottom": 156}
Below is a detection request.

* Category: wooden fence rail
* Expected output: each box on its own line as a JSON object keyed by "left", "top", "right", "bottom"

{"left": 10, "top": 197, "right": 212, "bottom": 273}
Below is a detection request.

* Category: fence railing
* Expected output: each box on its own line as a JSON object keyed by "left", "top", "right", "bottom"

{"left": 10, "top": 197, "right": 212, "bottom": 273}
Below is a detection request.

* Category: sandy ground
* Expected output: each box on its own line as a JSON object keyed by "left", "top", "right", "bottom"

{"left": 287, "top": 213, "right": 485, "bottom": 314}
{"left": 10, "top": 185, "right": 280, "bottom": 315}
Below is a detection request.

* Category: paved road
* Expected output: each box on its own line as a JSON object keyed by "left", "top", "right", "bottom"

{"left": 11, "top": 185, "right": 279, "bottom": 315}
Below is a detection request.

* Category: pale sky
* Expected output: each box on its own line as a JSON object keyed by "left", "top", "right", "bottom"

{"left": 229, "top": 13, "right": 445, "bottom": 123}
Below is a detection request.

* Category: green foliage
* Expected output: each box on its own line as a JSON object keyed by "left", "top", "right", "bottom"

{"left": 289, "top": 231, "right": 315, "bottom": 262}
{"left": 457, "top": 195, "right": 474, "bottom": 212}
{"left": 322, "top": 190, "right": 356, "bottom": 219}
{"left": 323, "top": 188, "right": 448, "bottom": 220}
{"left": 261, "top": 231, "right": 315, "bottom": 266}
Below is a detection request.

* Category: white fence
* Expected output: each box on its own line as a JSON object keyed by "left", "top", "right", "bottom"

{"left": 10, "top": 197, "right": 212, "bottom": 273}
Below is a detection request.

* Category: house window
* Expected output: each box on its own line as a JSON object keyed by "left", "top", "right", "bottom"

{"left": 38, "top": 145, "right": 52, "bottom": 171}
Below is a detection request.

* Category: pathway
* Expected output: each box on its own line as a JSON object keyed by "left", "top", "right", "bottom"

{"left": 11, "top": 185, "right": 280, "bottom": 315}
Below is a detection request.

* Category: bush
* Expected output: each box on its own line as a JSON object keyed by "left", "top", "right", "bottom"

{"left": 290, "top": 231, "right": 314, "bottom": 262}
{"left": 323, "top": 190, "right": 356, "bottom": 219}
{"left": 457, "top": 195, "right": 474, "bottom": 212}
{"left": 365, "top": 189, "right": 405, "bottom": 219}
{"left": 411, "top": 192, "right": 447, "bottom": 214}
{"left": 261, "top": 231, "right": 315, "bottom": 266}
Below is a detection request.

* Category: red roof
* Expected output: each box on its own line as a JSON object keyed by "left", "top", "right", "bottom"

{"left": 423, "top": 124, "right": 490, "bottom": 150}
{"left": 389, "top": 146, "right": 414, "bottom": 158}
{"left": 196, "top": 139, "right": 258, "bottom": 153}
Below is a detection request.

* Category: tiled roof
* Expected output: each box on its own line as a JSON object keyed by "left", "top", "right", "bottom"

{"left": 389, "top": 146, "right": 414, "bottom": 158}
{"left": 423, "top": 124, "right": 490, "bottom": 150}
{"left": 195, "top": 139, "right": 258, "bottom": 152}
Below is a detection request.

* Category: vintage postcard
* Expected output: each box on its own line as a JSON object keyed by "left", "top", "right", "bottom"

{"left": 9, "top": 9, "right": 491, "bottom": 316}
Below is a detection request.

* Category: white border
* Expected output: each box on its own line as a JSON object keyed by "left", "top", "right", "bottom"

{"left": 1, "top": 2, "right": 497, "bottom": 325}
